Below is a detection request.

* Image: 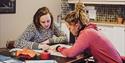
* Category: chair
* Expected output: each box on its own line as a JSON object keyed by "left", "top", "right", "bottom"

{"left": 6, "top": 41, "right": 15, "bottom": 49}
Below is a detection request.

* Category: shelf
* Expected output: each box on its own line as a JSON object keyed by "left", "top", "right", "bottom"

{"left": 96, "top": 22, "right": 125, "bottom": 27}
{"left": 68, "top": 0, "right": 125, "bottom": 5}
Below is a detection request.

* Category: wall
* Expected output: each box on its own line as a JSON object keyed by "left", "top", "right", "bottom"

{"left": 0, "top": 0, "right": 61, "bottom": 48}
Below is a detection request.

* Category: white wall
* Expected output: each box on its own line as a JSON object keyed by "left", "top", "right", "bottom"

{"left": 0, "top": 0, "right": 61, "bottom": 48}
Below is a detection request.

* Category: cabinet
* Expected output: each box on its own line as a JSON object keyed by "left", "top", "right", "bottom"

{"left": 67, "top": 1, "right": 125, "bottom": 24}
{"left": 97, "top": 25, "right": 125, "bottom": 55}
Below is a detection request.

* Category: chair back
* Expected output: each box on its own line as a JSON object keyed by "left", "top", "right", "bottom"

{"left": 6, "top": 41, "right": 15, "bottom": 49}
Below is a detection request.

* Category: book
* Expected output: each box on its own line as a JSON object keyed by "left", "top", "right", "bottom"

{"left": 0, "top": 55, "right": 23, "bottom": 63}
{"left": 25, "top": 60, "right": 57, "bottom": 63}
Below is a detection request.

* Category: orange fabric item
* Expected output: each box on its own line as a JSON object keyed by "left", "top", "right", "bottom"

{"left": 16, "top": 48, "right": 36, "bottom": 57}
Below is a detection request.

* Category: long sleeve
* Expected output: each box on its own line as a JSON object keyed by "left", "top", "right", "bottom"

{"left": 14, "top": 24, "right": 39, "bottom": 49}
{"left": 60, "top": 28, "right": 123, "bottom": 63}
{"left": 14, "top": 23, "right": 68, "bottom": 49}
{"left": 60, "top": 29, "right": 93, "bottom": 58}
{"left": 49, "top": 25, "right": 68, "bottom": 44}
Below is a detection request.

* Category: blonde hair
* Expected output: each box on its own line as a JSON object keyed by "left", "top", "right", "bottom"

{"left": 65, "top": 2, "right": 89, "bottom": 25}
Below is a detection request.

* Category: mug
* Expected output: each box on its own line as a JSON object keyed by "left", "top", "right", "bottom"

{"left": 40, "top": 50, "right": 50, "bottom": 60}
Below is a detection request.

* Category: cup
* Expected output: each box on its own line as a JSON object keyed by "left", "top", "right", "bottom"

{"left": 40, "top": 50, "right": 50, "bottom": 60}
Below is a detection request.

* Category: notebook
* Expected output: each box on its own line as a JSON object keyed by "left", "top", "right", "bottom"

{"left": 0, "top": 55, "right": 23, "bottom": 63}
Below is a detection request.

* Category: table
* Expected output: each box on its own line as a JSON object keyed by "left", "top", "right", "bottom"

{"left": 0, "top": 48, "right": 84, "bottom": 63}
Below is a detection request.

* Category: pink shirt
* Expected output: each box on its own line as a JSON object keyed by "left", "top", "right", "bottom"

{"left": 60, "top": 23, "right": 123, "bottom": 63}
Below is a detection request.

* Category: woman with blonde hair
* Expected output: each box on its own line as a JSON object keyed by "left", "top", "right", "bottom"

{"left": 56, "top": 2, "right": 123, "bottom": 63}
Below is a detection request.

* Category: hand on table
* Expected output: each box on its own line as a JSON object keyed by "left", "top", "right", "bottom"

{"left": 41, "top": 39, "right": 49, "bottom": 44}
{"left": 49, "top": 44, "right": 60, "bottom": 51}
{"left": 49, "top": 44, "right": 69, "bottom": 52}
{"left": 38, "top": 44, "right": 50, "bottom": 50}
{"left": 76, "top": 54, "right": 84, "bottom": 59}
{"left": 38, "top": 39, "right": 50, "bottom": 50}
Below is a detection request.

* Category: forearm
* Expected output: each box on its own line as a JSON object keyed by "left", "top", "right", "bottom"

{"left": 57, "top": 36, "right": 90, "bottom": 58}
{"left": 49, "top": 35, "right": 68, "bottom": 44}
{"left": 14, "top": 39, "right": 51, "bottom": 50}
{"left": 14, "top": 39, "right": 39, "bottom": 49}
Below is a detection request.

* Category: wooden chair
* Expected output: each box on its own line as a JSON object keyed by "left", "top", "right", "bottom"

{"left": 6, "top": 41, "right": 15, "bottom": 49}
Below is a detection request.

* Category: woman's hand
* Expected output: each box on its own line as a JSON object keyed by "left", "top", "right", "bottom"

{"left": 76, "top": 54, "right": 84, "bottom": 59}
{"left": 38, "top": 44, "right": 50, "bottom": 50}
{"left": 41, "top": 39, "right": 49, "bottom": 44}
{"left": 49, "top": 44, "right": 60, "bottom": 51}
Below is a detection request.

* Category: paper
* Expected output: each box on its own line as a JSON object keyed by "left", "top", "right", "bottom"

{"left": 86, "top": 6, "right": 96, "bottom": 20}
{"left": 25, "top": 60, "right": 57, "bottom": 63}
{"left": 88, "top": 10, "right": 96, "bottom": 19}
{"left": 9, "top": 48, "right": 22, "bottom": 52}
{"left": 48, "top": 44, "right": 72, "bottom": 57}
{"left": 48, "top": 50, "right": 65, "bottom": 57}
{"left": 3, "top": 59, "right": 23, "bottom": 63}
